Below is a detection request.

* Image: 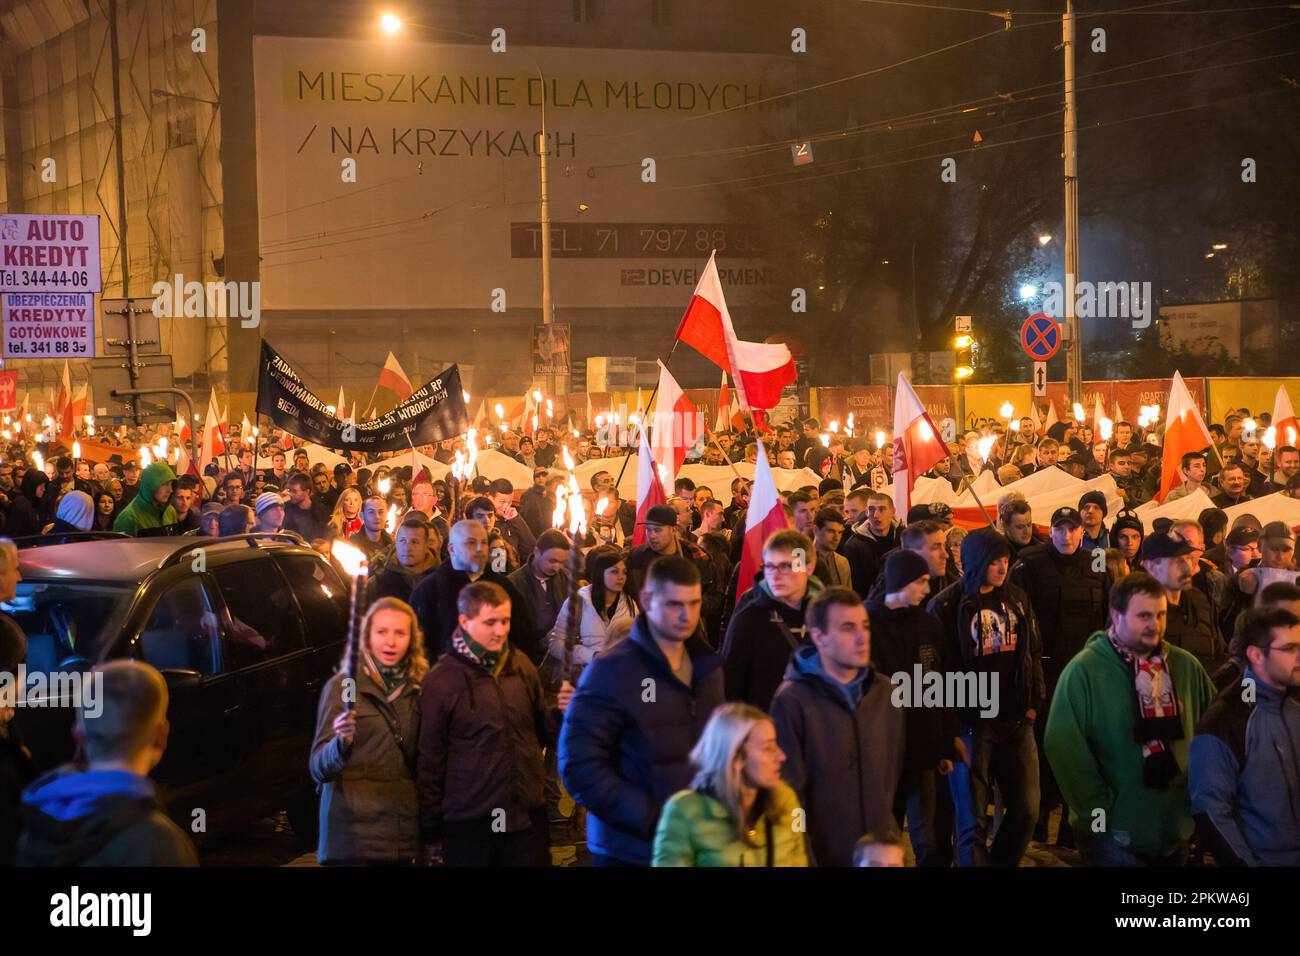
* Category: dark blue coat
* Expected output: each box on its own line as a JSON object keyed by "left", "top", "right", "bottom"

{"left": 558, "top": 615, "right": 724, "bottom": 865}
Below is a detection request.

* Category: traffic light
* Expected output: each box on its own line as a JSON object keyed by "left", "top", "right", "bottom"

{"left": 954, "top": 333, "right": 975, "bottom": 380}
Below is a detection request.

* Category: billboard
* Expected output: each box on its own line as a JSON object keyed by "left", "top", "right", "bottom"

{"left": 252, "top": 37, "right": 794, "bottom": 312}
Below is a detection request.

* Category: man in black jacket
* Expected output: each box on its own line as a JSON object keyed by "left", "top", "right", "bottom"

{"left": 772, "top": 586, "right": 903, "bottom": 867}
{"left": 841, "top": 490, "right": 900, "bottom": 598}
{"left": 722, "top": 530, "right": 821, "bottom": 711}
{"left": 417, "top": 581, "right": 559, "bottom": 866}
{"left": 1010, "top": 506, "right": 1110, "bottom": 845}
{"left": 1140, "top": 531, "right": 1227, "bottom": 674}
{"left": 559, "top": 556, "right": 724, "bottom": 866}
{"left": 16, "top": 661, "right": 197, "bottom": 866}
{"left": 281, "top": 471, "right": 330, "bottom": 542}
{"left": 868, "top": 550, "right": 963, "bottom": 867}
{"left": 506, "top": 529, "right": 570, "bottom": 661}
{"left": 489, "top": 478, "right": 538, "bottom": 564}
{"left": 928, "top": 527, "right": 1045, "bottom": 867}
{"left": 369, "top": 515, "right": 439, "bottom": 604}
{"left": 409, "top": 520, "right": 533, "bottom": 661}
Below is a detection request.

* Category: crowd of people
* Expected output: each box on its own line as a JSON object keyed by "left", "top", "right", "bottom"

{"left": 1, "top": 398, "right": 1299, "bottom": 868}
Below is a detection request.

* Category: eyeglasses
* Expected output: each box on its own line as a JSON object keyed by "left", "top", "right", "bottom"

{"left": 1268, "top": 643, "right": 1300, "bottom": 655}
{"left": 763, "top": 562, "right": 800, "bottom": 574}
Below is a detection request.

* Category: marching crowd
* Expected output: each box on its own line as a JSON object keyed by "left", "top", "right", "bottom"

{"left": 1, "top": 401, "right": 1299, "bottom": 868}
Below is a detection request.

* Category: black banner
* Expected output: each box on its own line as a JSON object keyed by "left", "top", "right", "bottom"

{"left": 256, "top": 341, "right": 469, "bottom": 452}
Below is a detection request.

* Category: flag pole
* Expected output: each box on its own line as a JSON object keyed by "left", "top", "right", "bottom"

{"left": 611, "top": 339, "right": 682, "bottom": 491}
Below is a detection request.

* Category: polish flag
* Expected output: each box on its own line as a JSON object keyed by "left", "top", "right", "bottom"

{"left": 69, "top": 381, "right": 88, "bottom": 429}
{"left": 675, "top": 251, "right": 796, "bottom": 411}
{"left": 1273, "top": 385, "right": 1299, "bottom": 449}
{"left": 1043, "top": 400, "right": 1059, "bottom": 433}
{"left": 241, "top": 413, "right": 253, "bottom": 440}
{"left": 735, "top": 436, "right": 790, "bottom": 607}
{"left": 714, "top": 373, "right": 730, "bottom": 432}
{"left": 1157, "top": 371, "right": 1214, "bottom": 502}
{"left": 198, "top": 397, "right": 223, "bottom": 476}
{"left": 175, "top": 437, "right": 196, "bottom": 478}
{"left": 1091, "top": 393, "right": 1107, "bottom": 433}
{"left": 891, "top": 373, "right": 950, "bottom": 517}
{"left": 378, "top": 352, "right": 413, "bottom": 400}
{"left": 632, "top": 416, "right": 667, "bottom": 548}
{"left": 1113, "top": 399, "right": 1126, "bottom": 426}
{"left": 650, "top": 360, "right": 698, "bottom": 482}
{"left": 55, "top": 362, "right": 72, "bottom": 436}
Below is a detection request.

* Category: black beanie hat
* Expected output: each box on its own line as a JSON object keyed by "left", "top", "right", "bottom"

{"left": 885, "top": 549, "right": 932, "bottom": 594}
{"left": 1078, "top": 489, "right": 1108, "bottom": 518}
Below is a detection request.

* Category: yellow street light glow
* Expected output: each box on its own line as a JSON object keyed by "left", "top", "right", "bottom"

{"left": 954, "top": 334, "right": 973, "bottom": 349}
{"left": 380, "top": 13, "right": 402, "bottom": 34}
{"left": 955, "top": 366, "right": 974, "bottom": 380}
{"left": 1038, "top": 233, "right": 1052, "bottom": 246}
{"left": 999, "top": 401, "right": 1014, "bottom": 420}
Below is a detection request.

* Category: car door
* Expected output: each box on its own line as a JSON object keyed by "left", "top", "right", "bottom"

{"left": 272, "top": 552, "right": 350, "bottom": 739}
{"left": 128, "top": 572, "right": 243, "bottom": 829}
{"left": 208, "top": 554, "right": 313, "bottom": 808}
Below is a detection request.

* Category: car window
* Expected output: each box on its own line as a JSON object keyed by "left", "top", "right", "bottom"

{"left": 211, "top": 558, "right": 307, "bottom": 668}
{"left": 134, "top": 577, "right": 220, "bottom": 676}
{"left": 3, "top": 583, "right": 133, "bottom": 673}
{"left": 273, "top": 554, "right": 349, "bottom": 648}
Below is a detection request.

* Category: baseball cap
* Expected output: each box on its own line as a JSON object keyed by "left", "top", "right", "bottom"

{"left": 254, "top": 491, "right": 284, "bottom": 517}
{"left": 906, "top": 502, "right": 953, "bottom": 525}
{"left": 1139, "top": 533, "right": 1194, "bottom": 562}
{"left": 642, "top": 504, "right": 678, "bottom": 527}
{"left": 1051, "top": 506, "right": 1082, "bottom": 529}
{"left": 1261, "top": 520, "right": 1295, "bottom": 542}
{"left": 200, "top": 502, "right": 224, "bottom": 518}
{"left": 1225, "top": 526, "right": 1260, "bottom": 548}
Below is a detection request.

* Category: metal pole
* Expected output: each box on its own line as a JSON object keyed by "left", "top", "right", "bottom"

{"left": 538, "top": 69, "right": 555, "bottom": 401}
{"left": 110, "top": 386, "right": 200, "bottom": 468}
{"left": 1063, "top": 0, "right": 1082, "bottom": 406}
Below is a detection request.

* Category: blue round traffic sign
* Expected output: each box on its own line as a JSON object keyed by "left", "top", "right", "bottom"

{"left": 1020, "top": 313, "right": 1061, "bottom": 361}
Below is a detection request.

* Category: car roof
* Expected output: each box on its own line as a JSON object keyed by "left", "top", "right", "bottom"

{"left": 17, "top": 537, "right": 313, "bottom": 583}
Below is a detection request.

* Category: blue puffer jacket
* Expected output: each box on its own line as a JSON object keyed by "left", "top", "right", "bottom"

{"left": 1190, "top": 667, "right": 1300, "bottom": 866}
{"left": 558, "top": 615, "right": 724, "bottom": 865}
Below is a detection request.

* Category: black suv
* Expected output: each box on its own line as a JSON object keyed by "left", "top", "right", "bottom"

{"left": 9, "top": 533, "right": 348, "bottom": 846}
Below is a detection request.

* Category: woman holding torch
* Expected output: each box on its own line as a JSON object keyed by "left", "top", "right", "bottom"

{"left": 309, "top": 594, "right": 427, "bottom": 866}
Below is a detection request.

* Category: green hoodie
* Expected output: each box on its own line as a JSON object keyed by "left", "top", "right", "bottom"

{"left": 1044, "top": 630, "right": 1215, "bottom": 858}
{"left": 112, "top": 461, "right": 179, "bottom": 537}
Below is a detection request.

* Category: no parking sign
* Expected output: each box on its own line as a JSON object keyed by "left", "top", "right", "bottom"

{"left": 1020, "top": 313, "right": 1061, "bottom": 361}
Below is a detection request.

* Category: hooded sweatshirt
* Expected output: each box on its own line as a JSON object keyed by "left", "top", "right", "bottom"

{"left": 52, "top": 490, "right": 95, "bottom": 533}
{"left": 112, "top": 462, "right": 178, "bottom": 537}
{"left": 5, "top": 469, "right": 48, "bottom": 538}
{"left": 368, "top": 547, "right": 438, "bottom": 604}
{"left": 771, "top": 644, "right": 903, "bottom": 866}
{"left": 926, "top": 527, "right": 1045, "bottom": 725}
{"left": 16, "top": 766, "right": 197, "bottom": 866}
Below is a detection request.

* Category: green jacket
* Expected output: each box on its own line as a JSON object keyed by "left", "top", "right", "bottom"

{"left": 1045, "top": 631, "right": 1215, "bottom": 858}
{"left": 651, "top": 783, "right": 808, "bottom": 867}
{"left": 112, "top": 461, "right": 178, "bottom": 537}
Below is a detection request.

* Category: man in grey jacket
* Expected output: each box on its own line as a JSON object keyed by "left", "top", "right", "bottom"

{"left": 771, "top": 586, "right": 903, "bottom": 867}
{"left": 1190, "top": 606, "right": 1300, "bottom": 865}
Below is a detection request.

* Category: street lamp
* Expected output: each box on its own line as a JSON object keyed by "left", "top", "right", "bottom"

{"left": 380, "top": 13, "right": 402, "bottom": 34}
{"left": 1037, "top": 233, "right": 1052, "bottom": 246}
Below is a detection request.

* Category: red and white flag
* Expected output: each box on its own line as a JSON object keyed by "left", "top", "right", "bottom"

{"left": 675, "top": 251, "right": 796, "bottom": 412}
{"left": 337, "top": 387, "right": 347, "bottom": 421}
{"left": 650, "top": 360, "right": 699, "bottom": 483}
{"left": 175, "top": 436, "right": 196, "bottom": 478}
{"left": 55, "top": 362, "right": 72, "bottom": 436}
{"left": 1091, "top": 392, "right": 1107, "bottom": 434}
{"left": 891, "top": 373, "right": 950, "bottom": 517}
{"left": 378, "top": 352, "right": 413, "bottom": 400}
{"left": 1273, "top": 385, "right": 1298, "bottom": 449}
{"left": 1157, "top": 371, "right": 1214, "bottom": 502}
{"left": 69, "top": 381, "right": 88, "bottom": 429}
{"left": 198, "top": 396, "right": 223, "bottom": 476}
{"left": 735, "top": 436, "right": 790, "bottom": 607}
{"left": 632, "top": 416, "right": 667, "bottom": 548}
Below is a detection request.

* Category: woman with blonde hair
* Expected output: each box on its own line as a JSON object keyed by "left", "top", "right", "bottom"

{"left": 309, "top": 597, "right": 427, "bottom": 865}
{"left": 328, "top": 486, "right": 364, "bottom": 539}
{"left": 652, "top": 702, "right": 807, "bottom": 867}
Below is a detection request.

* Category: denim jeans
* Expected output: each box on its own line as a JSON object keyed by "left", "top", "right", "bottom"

{"left": 901, "top": 770, "right": 945, "bottom": 867}
{"left": 949, "top": 720, "right": 1040, "bottom": 866}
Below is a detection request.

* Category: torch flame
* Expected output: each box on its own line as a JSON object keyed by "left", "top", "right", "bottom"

{"left": 32, "top": 451, "right": 43, "bottom": 471}
{"left": 72, "top": 441, "right": 81, "bottom": 459}
{"left": 494, "top": 403, "right": 505, "bottom": 420}
{"left": 1263, "top": 426, "right": 1277, "bottom": 451}
{"left": 977, "top": 435, "right": 997, "bottom": 463}
{"left": 1289, "top": 426, "right": 1297, "bottom": 447}
{"left": 846, "top": 413, "right": 855, "bottom": 434}
{"left": 820, "top": 433, "right": 830, "bottom": 447}
{"left": 1073, "top": 402, "right": 1085, "bottom": 422}
{"left": 562, "top": 446, "right": 576, "bottom": 471}
{"left": 595, "top": 496, "right": 610, "bottom": 516}
{"left": 1099, "top": 417, "right": 1114, "bottom": 441}
{"left": 828, "top": 420, "right": 839, "bottom": 434}
{"left": 875, "top": 431, "right": 886, "bottom": 450}
{"left": 999, "top": 401, "right": 1014, "bottom": 421}
{"left": 140, "top": 446, "right": 152, "bottom": 468}
{"left": 532, "top": 389, "right": 542, "bottom": 403}
{"left": 385, "top": 504, "right": 399, "bottom": 535}
{"left": 330, "top": 539, "right": 368, "bottom": 578}
{"left": 377, "top": 476, "right": 392, "bottom": 495}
